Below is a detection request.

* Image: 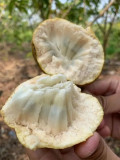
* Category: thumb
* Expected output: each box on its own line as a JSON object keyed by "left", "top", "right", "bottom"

{"left": 97, "top": 94, "right": 120, "bottom": 114}
{"left": 74, "top": 132, "right": 119, "bottom": 160}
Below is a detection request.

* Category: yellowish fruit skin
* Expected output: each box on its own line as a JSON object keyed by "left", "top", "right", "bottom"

{"left": 32, "top": 18, "right": 104, "bottom": 86}
{"left": 1, "top": 95, "right": 104, "bottom": 150}
{"left": 1, "top": 18, "right": 104, "bottom": 150}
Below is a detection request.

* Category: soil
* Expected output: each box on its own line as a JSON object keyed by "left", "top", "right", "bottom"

{"left": 0, "top": 50, "right": 120, "bottom": 160}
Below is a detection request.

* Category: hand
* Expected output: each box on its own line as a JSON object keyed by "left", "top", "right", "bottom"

{"left": 26, "top": 133, "right": 119, "bottom": 160}
{"left": 26, "top": 147, "right": 80, "bottom": 160}
{"left": 84, "top": 75, "right": 120, "bottom": 139}
{"left": 26, "top": 76, "right": 120, "bottom": 160}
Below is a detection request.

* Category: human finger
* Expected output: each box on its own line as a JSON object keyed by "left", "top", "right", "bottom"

{"left": 97, "top": 120, "right": 111, "bottom": 138}
{"left": 84, "top": 76, "right": 120, "bottom": 96}
{"left": 26, "top": 148, "right": 62, "bottom": 160}
{"left": 98, "top": 94, "right": 120, "bottom": 114}
{"left": 74, "top": 132, "right": 119, "bottom": 160}
{"left": 97, "top": 125, "right": 111, "bottom": 138}
{"left": 60, "top": 147, "right": 80, "bottom": 160}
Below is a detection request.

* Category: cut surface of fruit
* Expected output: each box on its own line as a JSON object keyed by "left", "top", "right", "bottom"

{"left": 1, "top": 74, "right": 103, "bottom": 149}
{"left": 32, "top": 18, "right": 104, "bottom": 85}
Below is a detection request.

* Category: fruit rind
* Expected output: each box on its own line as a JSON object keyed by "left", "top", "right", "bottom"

{"left": 1, "top": 74, "right": 103, "bottom": 149}
{"left": 32, "top": 18, "right": 104, "bottom": 85}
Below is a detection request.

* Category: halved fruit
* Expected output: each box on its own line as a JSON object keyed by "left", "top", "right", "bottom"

{"left": 1, "top": 74, "right": 103, "bottom": 149}
{"left": 32, "top": 18, "right": 104, "bottom": 85}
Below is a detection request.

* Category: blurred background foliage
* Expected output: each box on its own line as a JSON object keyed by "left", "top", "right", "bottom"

{"left": 0, "top": 0, "right": 120, "bottom": 59}
{"left": 0, "top": 2, "right": 120, "bottom": 159}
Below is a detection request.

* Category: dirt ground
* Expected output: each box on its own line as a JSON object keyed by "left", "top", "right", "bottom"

{"left": 0, "top": 51, "right": 120, "bottom": 159}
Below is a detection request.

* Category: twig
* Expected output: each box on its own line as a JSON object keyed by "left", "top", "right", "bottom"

{"left": 90, "top": 0, "right": 116, "bottom": 26}
{"left": 83, "top": 0, "right": 87, "bottom": 25}
{"left": 103, "top": 7, "right": 118, "bottom": 53}
{"left": 104, "top": 9, "right": 108, "bottom": 34}
{"left": 104, "top": 0, "right": 110, "bottom": 32}
{"left": 96, "top": 21, "right": 104, "bottom": 34}
{"left": 106, "top": 7, "right": 118, "bottom": 38}
{"left": 48, "top": 0, "right": 53, "bottom": 18}
{"left": 83, "top": 0, "right": 86, "bottom": 17}
{"left": 61, "top": 0, "right": 78, "bottom": 18}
